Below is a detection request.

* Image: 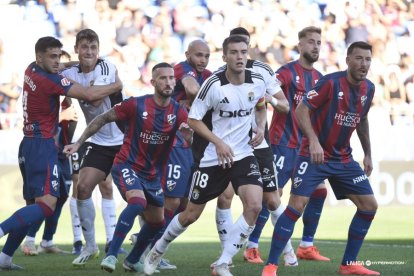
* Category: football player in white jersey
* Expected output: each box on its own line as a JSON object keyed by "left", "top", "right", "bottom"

{"left": 143, "top": 35, "right": 266, "bottom": 276}
{"left": 213, "top": 27, "right": 297, "bottom": 267}
{"left": 61, "top": 29, "right": 125, "bottom": 266}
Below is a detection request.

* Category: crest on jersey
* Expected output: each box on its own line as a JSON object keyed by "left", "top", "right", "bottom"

{"left": 187, "top": 71, "right": 196, "bottom": 78}
{"left": 142, "top": 111, "right": 148, "bottom": 119}
{"left": 338, "top": 91, "right": 344, "bottom": 100}
{"left": 293, "top": 177, "right": 302, "bottom": 188}
{"left": 361, "top": 95, "right": 367, "bottom": 106}
{"left": 167, "top": 114, "right": 176, "bottom": 125}
{"left": 306, "top": 90, "right": 319, "bottom": 99}
{"left": 192, "top": 188, "right": 200, "bottom": 200}
{"left": 125, "top": 177, "right": 135, "bottom": 186}
{"left": 61, "top": 78, "right": 71, "bottom": 86}
{"left": 248, "top": 91, "right": 254, "bottom": 102}
{"left": 167, "top": 180, "right": 176, "bottom": 191}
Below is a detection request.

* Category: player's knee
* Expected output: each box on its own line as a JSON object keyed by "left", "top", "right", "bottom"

{"left": 127, "top": 197, "right": 147, "bottom": 212}
{"left": 37, "top": 201, "right": 55, "bottom": 217}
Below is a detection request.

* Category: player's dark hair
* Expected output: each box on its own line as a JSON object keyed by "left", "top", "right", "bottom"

{"left": 229, "top": 27, "right": 250, "bottom": 38}
{"left": 222, "top": 35, "right": 248, "bottom": 54}
{"left": 347, "top": 41, "right": 372, "bottom": 56}
{"left": 75, "top": 28, "right": 100, "bottom": 47}
{"left": 35, "top": 36, "right": 63, "bottom": 54}
{"left": 152, "top": 62, "right": 173, "bottom": 72}
{"left": 298, "top": 26, "right": 321, "bottom": 40}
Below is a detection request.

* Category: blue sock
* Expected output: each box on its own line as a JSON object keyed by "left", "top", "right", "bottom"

{"left": 42, "top": 197, "right": 67, "bottom": 241}
{"left": 2, "top": 225, "right": 30, "bottom": 257}
{"left": 107, "top": 197, "right": 146, "bottom": 257}
{"left": 26, "top": 219, "right": 43, "bottom": 239}
{"left": 266, "top": 206, "right": 301, "bottom": 265}
{"left": 126, "top": 221, "right": 165, "bottom": 264}
{"left": 302, "top": 188, "right": 327, "bottom": 243}
{"left": 150, "top": 208, "right": 175, "bottom": 249}
{"left": 0, "top": 203, "right": 53, "bottom": 235}
{"left": 249, "top": 202, "right": 269, "bottom": 244}
{"left": 342, "top": 210, "right": 376, "bottom": 265}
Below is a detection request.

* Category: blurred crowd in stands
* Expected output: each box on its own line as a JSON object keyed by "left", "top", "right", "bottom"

{"left": 1, "top": 0, "right": 414, "bottom": 130}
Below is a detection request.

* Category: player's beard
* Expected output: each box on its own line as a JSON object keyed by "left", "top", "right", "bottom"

{"left": 303, "top": 52, "right": 319, "bottom": 64}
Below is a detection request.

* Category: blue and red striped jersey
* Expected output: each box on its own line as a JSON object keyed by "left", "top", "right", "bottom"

{"left": 300, "top": 70, "right": 375, "bottom": 162}
{"left": 172, "top": 61, "right": 211, "bottom": 148}
{"left": 22, "top": 62, "right": 73, "bottom": 138}
{"left": 113, "top": 94, "right": 188, "bottom": 180}
{"left": 269, "top": 60, "right": 322, "bottom": 148}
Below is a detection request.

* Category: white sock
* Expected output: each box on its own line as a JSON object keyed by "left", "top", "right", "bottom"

{"left": 155, "top": 215, "right": 186, "bottom": 253}
{"left": 283, "top": 238, "right": 294, "bottom": 254}
{"left": 299, "top": 241, "right": 313, "bottom": 247}
{"left": 217, "top": 215, "right": 254, "bottom": 265}
{"left": 246, "top": 241, "right": 259, "bottom": 249}
{"left": 77, "top": 198, "right": 96, "bottom": 249}
{"left": 101, "top": 198, "right": 116, "bottom": 242}
{"left": 25, "top": 236, "right": 35, "bottom": 243}
{"left": 215, "top": 207, "right": 233, "bottom": 250}
{"left": 69, "top": 197, "right": 82, "bottom": 243}
{"left": 0, "top": 252, "right": 12, "bottom": 266}
{"left": 41, "top": 240, "right": 54, "bottom": 247}
{"left": 270, "top": 203, "right": 286, "bottom": 226}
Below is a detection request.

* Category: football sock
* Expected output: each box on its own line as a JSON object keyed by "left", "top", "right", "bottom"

{"left": 0, "top": 203, "right": 53, "bottom": 236}
{"left": 0, "top": 252, "right": 12, "bottom": 266}
{"left": 150, "top": 208, "right": 175, "bottom": 248}
{"left": 101, "top": 198, "right": 117, "bottom": 243}
{"left": 2, "top": 225, "right": 30, "bottom": 257}
{"left": 107, "top": 197, "right": 146, "bottom": 257}
{"left": 126, "top": 220, "right": 165, "bottom": 264}
{"left": 215, "top": 207, "right": 233, "bottom": 250}
{"left": 26, "top": 219, "right": 43, "bottom": 239}
{"left": 342, "top": 210, "right": 376, "bottom": 265}
{"left": 155, "top": 214, "right": 187, "bottom": 253}
{"left": 301, "top": 188, "right": 327, "bottom": 246}
{"left": 77, "top": 198, "right": 96, "bottom": 249}
{"left": 266, "top": 206, "right": 301, "bottom": 265}
{"left": 247, "top": 202, "right": 269, "bottom": 248}
{"left": 69, "top": 197, "right": 82, "bottom": 243}
{"left": 270, "top": 203, "right": 286, "bottom": 226}
{"left": 42, "top": 196, "right": 66, "bottom": 241}
{"left": 217, "top": 215, "right": 254, "bottom": 265}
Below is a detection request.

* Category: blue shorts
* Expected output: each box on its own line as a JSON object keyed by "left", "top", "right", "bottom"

{"left": 58, "top": 156, "right": 72, "bottom": 198}
{"left": 162, "top": 146, "right": 193, "bottom": 198}
{"left": 19, "top": 137, "right": 60, "bottom": 200}
{"left": 111, "top": 162, "right": 164, "bottom": 207}
{"left": 292, "top": 156, "right": 373, "bottom": 200}
{"left": 271, "top": 145, "right": 298, "bottom": 189}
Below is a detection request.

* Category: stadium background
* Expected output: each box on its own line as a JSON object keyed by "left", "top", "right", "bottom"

{"left": 0, "top": 0, "right": 413, "bottom": 208}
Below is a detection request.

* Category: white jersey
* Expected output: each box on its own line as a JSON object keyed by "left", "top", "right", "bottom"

{"left": 189, "top": 70, "right": 266, "bottom": 167}
{"left": 218, "top": 59, "right": 282, "bottom": 149}
{"left": 62, "top": 59, "right": 124, "bottom": 146}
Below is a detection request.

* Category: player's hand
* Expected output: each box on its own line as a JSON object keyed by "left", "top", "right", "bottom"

{"left": 60, "top": 105, "right": 78, "bottom": 121}
{"left": 215, "top": 140, "right": 234, "bottom": 169}
{"left": 179, "top": 99, "right": 191, "bottom": 110}
{"left": 178, "top": 122, "right": 194, "bottom": 144}
{"left": 63, "top": 143, "right": 80, "bottom": 157}
{"left": 363, "top": 155, "right": 373, "bottom": 176}
{"left": 309, "top": 139, "right": 324, "bottom": 164}
{"left": 249, "top": 127, "right": 264, "bottom": 148}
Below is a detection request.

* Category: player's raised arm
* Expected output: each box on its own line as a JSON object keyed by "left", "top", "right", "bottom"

{"left": 266, "top": 90, "right": 290, "bottom": 114}
{"left": 64, "top": 108, "right": 118, "bottom": 155}
{"left": 66, "top": 71, "right": 122, "bottom": 102}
